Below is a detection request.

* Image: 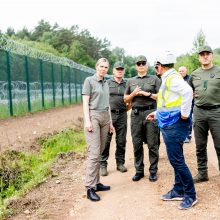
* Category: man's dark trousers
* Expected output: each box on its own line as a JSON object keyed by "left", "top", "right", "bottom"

{"left": 100, "top": 111, "right": 127, "bottom": 167}
{"left": 131, "top": 109, "right": 159, "bottom": 175}
{"left": 193, "top": 106, "right": 220, "bottom": 174}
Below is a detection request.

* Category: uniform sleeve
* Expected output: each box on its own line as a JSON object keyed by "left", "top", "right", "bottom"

{"left": 124, "top": 79, "right": 131, "bottom": 95}
{"left": 170, "top": 76, "right": 193, "bottom": 117}
{"left": 82, "top": 77, "right": 91, "bottom": 95}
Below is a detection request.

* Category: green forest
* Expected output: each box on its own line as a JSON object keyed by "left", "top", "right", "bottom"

{"left": 2, "top": 20, "right": 220, "bottom": 76}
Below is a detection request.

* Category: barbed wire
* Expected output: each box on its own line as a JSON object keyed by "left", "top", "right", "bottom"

{"left": 0, "top": 35, "right": 95, "bottom": 74}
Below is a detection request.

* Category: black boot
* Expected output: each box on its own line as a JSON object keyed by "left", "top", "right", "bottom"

{"left": 132, "top": 173, "right": 144, "bottom": 181}
{"left": 149, "top": 173, "right": 158, "bottom": 182}
{"left": 87, "top": 188, "right": 100, "bottom": 201}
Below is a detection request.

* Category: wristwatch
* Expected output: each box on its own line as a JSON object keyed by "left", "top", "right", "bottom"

{"left": 148, "top": 92, "right": 152, "bottom": 97}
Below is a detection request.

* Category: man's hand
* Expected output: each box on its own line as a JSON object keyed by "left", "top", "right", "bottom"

{"left": 132, "top": 86, "right": 142, "bottom": 96}
{"left": 193, "top": 91, "right": 198, "bottom": 98}
{"left": 137, "top": 91, "right": 151, "bottom": 97}
{"left": 126, "top": 102, "right": 132, "bottom": 111}
{"left": 146, "top": 112, "right": 155, "bottom": 121}
{"left": 181, "top": 115, "right": 188, "bottom": 120}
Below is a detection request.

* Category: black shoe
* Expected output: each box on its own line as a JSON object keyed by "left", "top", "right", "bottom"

{"left": 149, "top": 173, "right": 157, "bottom": 182}
{"left": 87, "top": 188, "right": 100, "bottom": 201}
{"left": 96, "top": 183, "right": 111, "bottom": 191}
{"left": 132, "top": 173, "right": 144, "bottom": 181}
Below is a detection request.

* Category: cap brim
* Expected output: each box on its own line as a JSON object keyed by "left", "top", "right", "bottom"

{"left": 199, "top": 50, "right": 212, "bottom": 54}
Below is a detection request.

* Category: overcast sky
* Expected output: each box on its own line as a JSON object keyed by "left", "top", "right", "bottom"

{"left": 1, "top": 0, "right": 220, "bottom": 64}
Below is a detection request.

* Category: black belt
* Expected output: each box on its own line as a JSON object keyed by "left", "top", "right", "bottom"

{"left": 132, "top": 105, "right": 156, "bottom": 111}
{"left": 196, "top": 105, "right": 220, "bottom": 110}
{"left": 111, "top": 109, "right": 127, "bottom": 114}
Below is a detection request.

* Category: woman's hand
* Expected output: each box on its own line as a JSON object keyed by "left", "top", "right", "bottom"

{"left": 109, "top": 123, "right": 115, "bottom": 134}
{"left": 85, "top": 121, "right": 93, "bottom": 132}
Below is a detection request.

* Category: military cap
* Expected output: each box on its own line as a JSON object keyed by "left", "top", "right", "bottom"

{"left": 198, "top": 45, "right": 213, "bottom": 54}
{"left": 113, "top": 61, "right": 125, "bottom": 68}
{"left": 135, "top": 55, "right": 147, "bottom": 63}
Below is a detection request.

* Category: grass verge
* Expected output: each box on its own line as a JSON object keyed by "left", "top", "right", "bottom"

{"left": 0, "top": 128, "right": 86, "bottom": 218}
{"left": 0, "top": 97, "right": 82, "bottom": 119}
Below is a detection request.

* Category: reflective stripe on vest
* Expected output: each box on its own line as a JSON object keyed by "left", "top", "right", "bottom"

{"left": 157, "top": 70, "right": 182, "bottom": 111}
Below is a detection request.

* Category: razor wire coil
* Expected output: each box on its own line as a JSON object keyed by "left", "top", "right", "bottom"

{"left": 0, "top": 35, "right": 96, "bottom": 74}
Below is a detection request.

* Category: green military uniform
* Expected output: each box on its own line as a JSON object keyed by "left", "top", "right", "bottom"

{"left": 125, "top": 75, "right": 161, "bottom": 175}
{"left": 189, "top": 65, "right": 220, "bottom": 175}
{"left": 100, "top": 77, "right": 127, "bottom": 167}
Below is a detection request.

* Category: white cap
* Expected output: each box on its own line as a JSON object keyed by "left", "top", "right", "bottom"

{"left": 156, "top": 51, "right": 176, "bottom": 65}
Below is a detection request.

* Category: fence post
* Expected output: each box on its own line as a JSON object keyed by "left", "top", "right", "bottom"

{"left": 39, "top": 59, "right": 45, "bottom": 110}
{"left": 68, "top": 66, "right": 71, "bottom": 104}
{"left": 6, "top": 51, "right": 13, "bottom": 116}
{"left": 51, "top": 63, "right": 55, "bottom": 107}
{"left": 79, "top": 70, "right": 82, "bottom": 102}
{"left": 60, "top": 65, "right": 64, "bottom": 105}
{"left": 74, "top": 68, "right": 77, "bottom": 103}
{"left": 24, "top": 56, "right": 31, "bottom": 112}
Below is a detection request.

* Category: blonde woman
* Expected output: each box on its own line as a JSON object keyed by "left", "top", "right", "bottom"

{"left": 82, "top": 58, "right": 114, "bottom": 201}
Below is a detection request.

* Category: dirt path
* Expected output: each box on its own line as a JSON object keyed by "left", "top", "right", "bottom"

{"left": 73, "top": 118, "right": 220, "bottom": 220}
{"left": 3, "top": 106, "right": 220, "bottom": 219}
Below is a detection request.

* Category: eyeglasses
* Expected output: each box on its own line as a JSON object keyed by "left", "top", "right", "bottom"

{"left": 136, "top": 61, "right": 146, "bottom": 66}
{"left": 116, "top": 67, "right": 124, "bottom": 71}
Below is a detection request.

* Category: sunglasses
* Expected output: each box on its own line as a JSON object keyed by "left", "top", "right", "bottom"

{"left": 136, "top": 61, "right": 146, "bottom": 66}
{"left": 116, "top": 67, "right": 124, "bottom": 71}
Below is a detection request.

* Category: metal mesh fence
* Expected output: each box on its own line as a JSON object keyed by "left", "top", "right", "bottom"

{"left": 0, "top": 36, "right": 95, "bottom": 119}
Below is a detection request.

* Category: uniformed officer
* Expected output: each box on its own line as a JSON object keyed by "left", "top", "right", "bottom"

{"left": 189, "top": 45, "right": 220, "bottom": 183}
{"left": 100, "top": 61, "right": 128, "bottom": 176}
{"left": 124, "top": 55, "right": 161, "bottom": 182}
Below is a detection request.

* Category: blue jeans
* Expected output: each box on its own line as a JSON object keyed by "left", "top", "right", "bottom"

{"left": 161, "top": 118, "right": 196, "bottom": 200}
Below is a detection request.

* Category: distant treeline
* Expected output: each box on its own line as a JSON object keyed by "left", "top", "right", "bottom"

{"left": 2, "top": 21, "right": 220, "bottom": 75}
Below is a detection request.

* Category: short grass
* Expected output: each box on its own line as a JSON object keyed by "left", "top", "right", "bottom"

{"left": 0, "top": 128, "right": 86, "bottom": 218}
{"left": 0, "top": 96, "right": 82, "bottom": 119}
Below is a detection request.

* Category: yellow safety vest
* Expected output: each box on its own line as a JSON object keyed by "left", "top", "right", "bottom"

{"left": 157, "top": 71, "right": 183, "bottom": 112}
